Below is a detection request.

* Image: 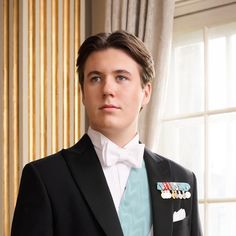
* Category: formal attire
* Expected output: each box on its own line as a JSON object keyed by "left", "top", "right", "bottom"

{"left": 11, "top": 132, "right": 202, "bottom": 236}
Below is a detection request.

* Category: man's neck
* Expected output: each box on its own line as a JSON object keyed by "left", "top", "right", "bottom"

{"left": 89, "top": 127, "right": 138, "bottom": 148}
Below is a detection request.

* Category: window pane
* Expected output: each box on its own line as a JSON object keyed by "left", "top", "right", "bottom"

{"left": 158, "top": 117, "right": 204, "bottom": 199}
{"left": 208, "top": 203, "right": 236, "bottom": 236}
{"left": 164, "top": 31, "right": 204, "bottom": 117}
{"left": 208, "top": 22, "right": 236, "bottom": 110}
{"left": 208, "top": 112, "right": 236, "bottom": 198}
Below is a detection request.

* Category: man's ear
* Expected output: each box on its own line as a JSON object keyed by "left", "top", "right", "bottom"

{"left": 141, "top": 82, "right": 152, "bottom": 107}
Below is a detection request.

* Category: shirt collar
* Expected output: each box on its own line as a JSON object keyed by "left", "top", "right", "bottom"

{"left": 87, "top": 127, "right": 141, "bottom": 150}
{"left": 87, "top": 127, "right": 145, "bottom": 168}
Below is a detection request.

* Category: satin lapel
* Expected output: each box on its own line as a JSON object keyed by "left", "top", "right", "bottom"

{"left": 62, "top": 134, "right": 123, "bottom": 236}
{"left": 144, "top": 149, "right": 173, "bottom": 236}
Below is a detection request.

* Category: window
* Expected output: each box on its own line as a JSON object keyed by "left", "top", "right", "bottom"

{"left": 158, "top": 2, "right": 236, "bottom": 235}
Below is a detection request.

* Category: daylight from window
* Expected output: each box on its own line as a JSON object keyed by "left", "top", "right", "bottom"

{"left": 158, "top": 21, "right": 236, "bottom": 236}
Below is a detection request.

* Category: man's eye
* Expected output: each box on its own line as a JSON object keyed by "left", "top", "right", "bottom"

{"left": 90, "top": 76, "right": 101, "bottom": 83}
{"left": 116, "top": 76, "right": 128, "bottom": 81}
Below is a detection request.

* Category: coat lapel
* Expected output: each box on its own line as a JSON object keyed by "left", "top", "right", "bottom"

{"left": 144, "top": 148, "right": 174, "bottom": 236}
{"left": 62, "top": 134, "right": 123, "bottom": 236}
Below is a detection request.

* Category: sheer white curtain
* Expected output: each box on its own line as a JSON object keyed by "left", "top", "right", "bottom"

{"left": 91, "top": 0, "right": 175, "bottom": 149}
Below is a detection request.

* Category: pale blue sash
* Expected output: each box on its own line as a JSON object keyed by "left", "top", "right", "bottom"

{"left": 118, "top": 161, "right": 152, "bottom": 236}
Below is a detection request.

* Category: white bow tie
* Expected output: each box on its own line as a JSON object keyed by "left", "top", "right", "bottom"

{"left": 101, "top": 140, "right": 145, "bottom": 168}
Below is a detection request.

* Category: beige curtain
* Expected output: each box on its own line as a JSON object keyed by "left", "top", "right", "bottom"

{"left": 0, "top": 0, "right": 81, "bottom": 235}
{"left": 91, "top": 0, "right": 175, "bottom": 150}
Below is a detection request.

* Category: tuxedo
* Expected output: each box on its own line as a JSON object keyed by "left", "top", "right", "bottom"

{"left": 11, "top": 134, "right": 202, "bottom": 236}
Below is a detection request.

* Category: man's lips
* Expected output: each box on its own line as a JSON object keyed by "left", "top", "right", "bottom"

{"left": 99, "top": 104, "right": 121, "bottom": 110}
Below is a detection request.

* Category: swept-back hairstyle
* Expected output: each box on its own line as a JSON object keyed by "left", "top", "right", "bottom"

{"left": 76, "top": 30, "right": 155, "bottom": 89}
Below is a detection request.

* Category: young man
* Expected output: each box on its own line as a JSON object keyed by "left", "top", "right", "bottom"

{"left": 11, "top": 30, "right": 202, "bottom": 236}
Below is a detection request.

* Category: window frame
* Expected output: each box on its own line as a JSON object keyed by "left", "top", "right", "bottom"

{"left": 159, "top": 2, "right": 236, "bottom": 235}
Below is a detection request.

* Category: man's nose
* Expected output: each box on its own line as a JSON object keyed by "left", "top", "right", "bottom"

{"left": 102, "top": 77, "right": 116, "bottom": 96}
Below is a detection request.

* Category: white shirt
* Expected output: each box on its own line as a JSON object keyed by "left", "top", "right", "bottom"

{"left": 87, "top": 127, "right": 153, "bottom": 236}
{"left": 87, "top": 127, "right": 144, "bottom": 212}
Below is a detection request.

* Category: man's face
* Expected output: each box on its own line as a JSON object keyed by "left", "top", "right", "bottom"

{"left": 82, "top": 48, "right": 151, "bottom": 141}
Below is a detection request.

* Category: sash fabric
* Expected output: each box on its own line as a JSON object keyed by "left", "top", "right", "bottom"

{"left": 118, "top": 161, "right": 152, "bottom": 236}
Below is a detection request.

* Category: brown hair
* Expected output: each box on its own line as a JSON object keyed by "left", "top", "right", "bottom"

{"left": 76, "top": 30, "right": 155, "bottom": 89}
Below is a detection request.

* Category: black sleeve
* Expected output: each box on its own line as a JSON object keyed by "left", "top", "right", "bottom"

{"left": 11, "top": 163, "right": 53, "bottom": 236}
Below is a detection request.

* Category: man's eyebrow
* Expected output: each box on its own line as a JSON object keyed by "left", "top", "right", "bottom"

{"left": 86, "top": 70, "right": 132, "bottom": 77}
{"left": 86, "top": 71, "right": 103, "bottom": 77}
{"left": 113, "top": 69, "right": 132, "bottom": 75}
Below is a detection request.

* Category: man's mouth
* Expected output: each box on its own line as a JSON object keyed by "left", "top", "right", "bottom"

{"left": 99, "top": 104, "right": 121, "bottom": 110}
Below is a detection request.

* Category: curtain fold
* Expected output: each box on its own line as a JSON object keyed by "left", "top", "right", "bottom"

{"left": 0, "top": 1, "right": 81, "bottom": 235}
{"left": 102, "top": 0, "right": 175, "bottom": 149}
